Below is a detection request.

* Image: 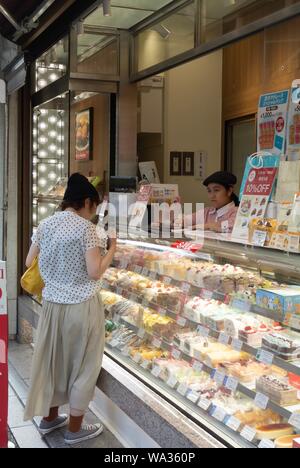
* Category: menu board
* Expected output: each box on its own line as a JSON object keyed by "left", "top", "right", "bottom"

{"left": 257, "top": 90, "right": 289, "bottom": 156}
{"left": 232, "top": 167, "right": 278, "bottom": 241}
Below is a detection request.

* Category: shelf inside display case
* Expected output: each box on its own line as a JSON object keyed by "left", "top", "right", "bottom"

{"left": 103, "top": 237, "right": 300, "bottom": 449}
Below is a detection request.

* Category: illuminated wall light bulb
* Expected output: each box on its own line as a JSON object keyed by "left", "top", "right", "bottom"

{"left": 33, "top": 157, "right": 38, "bottom": 164}
{"left": 33, "top": 171, "right": 37, "bottom": 179}
{"left": 33, "top": 184, "right": 37, "bottom": 193}
{"left": 57, "top": 121, "right": 64, "bottom": 128}
{"left": 49, "top": 145, "right": 57, "bottom": 153}
{"left": 40, "top": 109, "right": 48, "bottom": 115}
{"left": 38, "top": 79, "right": 47, "bottom": 88}
{"left": 38, "top": 67, "right": 47, "bottom": 75}
{"left": 39, "top": 179, "right": 47, "bottom": 188}
{"left": 39, "top": 164, "right": 47, "bottom": 173}
{"left": 48, "top": 172, "right": 57, "bottom": 181}
{"left": 39, "top": 122, "right": 48, "bottom": 130}
{"left": 49, "top": 130, "right": 57, "bottom": 138}
{"left": 49, "top": 73, "right": 58, "bottom": 82}
{"left": 39, "top": 150, "right": 48, "bottom": 158}
{"left": 49, "top": 116, "right": 57, "bottom": 124}
{"left": 33, "top": 214, "right": 37, "bottom": 223}
{"left": 39, "top": 206, "right": 47, "bottom": 215}
{"left": 33, "top": 143, "right": 38, "bottom": 152}
{"left": 58, "top": 64, "right": 65, "bottom": 71}
{"left": 33, "top": 128, "right": 38, "bottom": 136}
{"left": 39, "top": 136, "right": 48, "bottom": 144}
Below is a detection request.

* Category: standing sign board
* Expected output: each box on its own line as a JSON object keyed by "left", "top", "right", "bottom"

{"left": 0, "top": 261, "right": 8, "bottom": 448}
{"left": 232, "top": 168, "right": 278, "bottom": 242}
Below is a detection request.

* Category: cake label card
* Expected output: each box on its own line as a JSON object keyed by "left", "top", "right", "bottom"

{"left": 163, "top": 276, "right": 172, "bottom": 285}
{"left": 177, "top": 316, "right": 187, "bottom": 328}
{"left": 141, "top": 360, "right": 150, "bottom": 370}
{"left": 171, "top": 348, "right": 182, "bottom": 360}
{"left": 116, "top": 288, "right": 123, "bottom": 296}
{"left": 109, "top": 339, "right": 119, "bottom": 348}
{"left": 192, "top": 360, "right": 203, "bottom": 373}
{"left": 102, "top": 280, "right": 109, "bottom": 290}
{"left": 252, "top": 230, "right": 268, "bottom": 247}
{"left": 197, "top": 399, "right": 211, "bottom": 411}
{"left": 289, "top": 413, "right": 300, "bottom": 430}
{"left": 212, "top": 407, "right": 227, "bottom": 422}
{"left": 225, "top": 416, "right": 241, "bottom": 432}
{"left": 258, "top": 440, "right": 275, "bottom": 449}
{"left": 133, "top": 353, "right": 142, "bottom": 363}
{"left": 212, "top": 370, "right": 226, "bottom": 386}
{"left": 138, "top": 328, "right": 146, "bottom": 339}
{"left": 152, "top": 338, "right": 162, "bottom": 349}
{"left": 130, "top": 294, "right": 139, "bottom": 303}
{"left": 197, "top": 325, "right": 209, "bottom": 338}
{"left": 181, "top": 282, "right": 191, "bottom": 294}
{"left": 121, "top": 347, "right": 130, "bottom": 357}
{"left": 186, "top": 390, "right": 199, "bottom": 404}
{"left": 134, "top": 266, "right": 143, "bottom": 274}
{"left": 254, "top": 392, "right": 269, "bottom": 410}
{"left": 218, "top": 333, "right": 230, "bottom": 345}
{"left": 151, "top": 366, "right": 162, "bottom": 378}
{"left": 224, "top": 376, "right": 239, "bottom": 393}
{"left": 177, "top": 383, "right": 188, "bottom": 397}
{"left": 167, "top": 375, "right": 178, "bottom": 389}
{"left": 142, "top": 267, "right": 149, "bottom": 277}
{"left": 119, "top": 260, "right": 129, "bottom": 269}
{"left": 158, "top": 307, "right": 167, "bottom": 317}
{"left": 240, "top": 426, "right": 257, "bottom": 442}
{"left": 201, "top": 289, "right": 213, "bottom": 300}
{"left": 256, "top": 349, "right": 274, "bottom": 365}
{"left": 231, "top": 298, "right": 252, "bottom": 313}
{"left": 232, "top": 338, "right": 243, "bottom": 352}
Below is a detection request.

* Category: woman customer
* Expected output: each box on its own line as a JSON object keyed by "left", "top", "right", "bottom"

{"left": 24, "top": 173, "right": 117, "bottom": 445}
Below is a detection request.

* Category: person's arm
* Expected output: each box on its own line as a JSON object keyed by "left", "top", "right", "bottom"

{"left": 85, "top": 238, "right": 117, "bottom": 281}
{"left": 25, "top": 243, "right": 40, "bottom": 269}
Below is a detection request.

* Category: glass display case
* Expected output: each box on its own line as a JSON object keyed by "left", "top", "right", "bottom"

{"left": 102, "top": 237, "right": 300, "bottom": 449}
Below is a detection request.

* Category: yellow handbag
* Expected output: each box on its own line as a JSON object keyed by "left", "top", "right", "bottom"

{"left": 21, "top": 257, "right": 44, "bottom": 298}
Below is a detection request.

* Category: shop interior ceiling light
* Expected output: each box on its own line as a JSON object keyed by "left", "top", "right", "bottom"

{"left": 152, "top": 24, "right": 171, "bottom": 39}
{"left": 103, "top": 0, "right": 112, "bottom": 17}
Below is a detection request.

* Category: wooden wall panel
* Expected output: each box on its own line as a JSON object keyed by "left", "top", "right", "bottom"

{"left": 223, "top": 15, "right": 300, "bottom": 121}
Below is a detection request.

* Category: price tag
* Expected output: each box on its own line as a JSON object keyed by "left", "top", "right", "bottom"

{"left": 121, "top": 347, "right": 130, "bottom": 357}
{"left": 212, "top": 407, "right": 227, "bottom": 422}
{"left": 177, "top": 316, "right": 187, "bottom": 327}
{"left": 167, "top": 375, "right": 178, "bottom": 388}
{"left": 192, "top": 361, "right": 203, "bottom": 373}
{"left": 116, "top": 287, "right": 123, "bottom": 296}
{"left": 197, "top": 399, "right": 211, "bottom": 411}
{"left": 225, "top": 416, "right": 241, "bottom": 432}
{"left": 213, "top": 370, "right": 226, "bottom": 386}
{"left": 151, "top": 366, "right": 162, "bottom": 378}
{"left": 202, "top": 289, "right": 213, "bottom": 300}
{"left": 134, "top": 266, "right": 143, "bottom": 274}
{"left": 130, "top": 294, "right": 139, "bottom": 303}
{"left": 177, "top": 383, "right": 188, "bottom": 397}
{"left": 141, "top": 360, "right": 150, "bottom": 369}
{"left": 133, "top": 353, "right": 142, "bottom": 363}
{"left": 171, "top": 348, "right": 182, "bottom": 360}
{"left": 256, "top": 349, "right": 274, "bottom": 365}
{"left": 142, "top": 267, "right": 149, "bottom": 277}
{"left": 197, "top": 325, "right": 209, "bottom": 337}
{"left": 252, "top": 230, "right": 268, "bottom": 247}
{"left": 218, "top": 333, "right": 230, "bottom": 345}
{"left": 181, "top": 282, "right": 191, "bottom": 294}
{"left": 158, "top": 307, "right": 167, "bottom": 317}
{"left": 137, "top": 328, "right": 146, "bottom": 339}
{"left": 254, "top": 393, "right": 269, "bottom": 410}
{"left": 152, "top": 338, "right": 162, "bottom": 348}
{"left": 289, "top": 413, "right": 300, "bottom": 430}
{"left": 163, "top": 276, "right": 172, "bottom": 285}
{"left": 258, "top": 440, "right": 275, "bottom": 449}
{"left": 290, "top": 315, "right": 300, "bottom": 330}
{"left": 231, "top": 299, "right": 252, "bottom": 312}
{"left": 194, "top": 351, "right": 202, "bottom": 362}
{"left": 186, "top": 390, "right": 199, "bottom": 404}
{"left": 224, "top": 376, "right": 239, "bottom": 393}
{"left": 109, "top": 339, "right": 118, "bottom": 348}
{"left": 232, "top": 338, "right": 243, "bottom": 352}
{"left": 240, "top": 426, "right": 256, "bottom": 442}
{"left": 149, "top": 272, "right": 157, "bottom": 281}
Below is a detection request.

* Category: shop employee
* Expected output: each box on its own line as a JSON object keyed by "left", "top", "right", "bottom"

{"left": 186, "top": 171, "right": 239, "bottom": 233}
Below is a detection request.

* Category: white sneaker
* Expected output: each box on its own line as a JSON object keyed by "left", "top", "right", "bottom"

{"left": 64, "top": 423, "right": 104, "bottom": 446}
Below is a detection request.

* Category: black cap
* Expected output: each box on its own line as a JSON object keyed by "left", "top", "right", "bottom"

{"left": 63, "top": 173, "right": 99, "bottom": 202}
{"left": 203, "top": 171, "right": 237, "bottom": 188}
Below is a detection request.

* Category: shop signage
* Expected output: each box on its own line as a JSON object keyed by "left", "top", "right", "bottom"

{"left": 257, "top": 90, "right": 289, "bottom": 156}
{"left": 0, "top": 262, "right": 8, "bottom": 448}
{"left": 232, "top": 167, "right": 278, "bottom": 241}
{"left": 287, "top": 80, "right": 300, "bottom": 161}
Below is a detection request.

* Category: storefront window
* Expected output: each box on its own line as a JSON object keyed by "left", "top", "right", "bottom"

{"left": 32, "top": 93, "right": 69, "bottom": 230}
{"left": 34, "top": 37, "right": 68, "bottom": 92}
{"left": 134, "top": 1, "right": 196, "bottom": 73}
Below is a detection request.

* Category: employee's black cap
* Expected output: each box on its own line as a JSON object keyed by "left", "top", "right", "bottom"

{"left": 203, "top": 171, "right": 237, "bottom": 187}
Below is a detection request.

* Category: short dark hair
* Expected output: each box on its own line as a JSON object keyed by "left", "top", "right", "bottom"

{"left": 60, "top": 194, "right": 100, "bottom": 212}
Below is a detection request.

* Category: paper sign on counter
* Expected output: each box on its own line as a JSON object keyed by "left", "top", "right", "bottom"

{"left": 225, "top": 416, "right": 241, "bottom": 432}
{"left": 254, "top": 393, "right": 269, "bottom": 410}
{"left": 240, "top": 426, "right": 257, "bottom": 442}
{"left": 167, "top": 375, "right": 178, "bottom": 388}
{"left": 197, "top": 399, "right": 211, "bottom": 411}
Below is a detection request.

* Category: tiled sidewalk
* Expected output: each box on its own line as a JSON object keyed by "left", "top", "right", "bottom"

{"left": 8, "top": 341, "right": 123, "bottom": 449}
